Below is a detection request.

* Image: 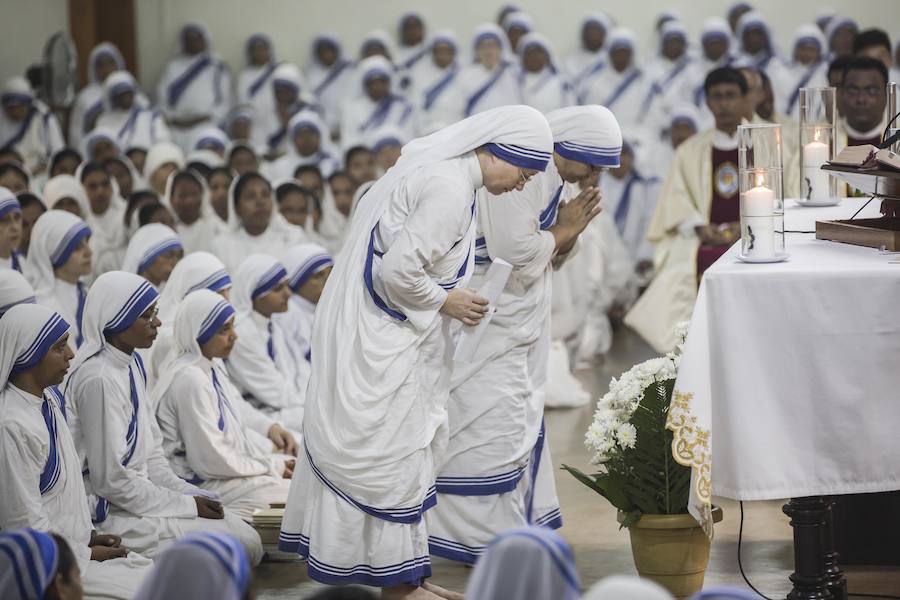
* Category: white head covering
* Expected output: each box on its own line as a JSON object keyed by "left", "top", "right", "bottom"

{"left": 359, "top": 29, "right": 395, "bottom": 61}
{"left": 0, "top": 269, "right": 35, "bottom": 317}
{"left": 66, "top": 270, "right": 159, "bottom": 378}
{"left": 101, "top": 70, "right": 138, "bottom": 112}
{"left": 133, "top": 531, "right": 250, "bottom": 600}
{"left": 0, "top": 303, "right": 69, "bottom": 388}
{"left": 1, "top": 76, "right": 34, "bottom": 107}
{"left": 193, "top": 126, "right": 229, "bottom": 154}
{"left": 121, "top": 223, "right": 183, "bottom": 275}
{"left": 231, "top": 253, "right": 287, "bottom": 318}
{"left": 659, "top": 20, "right": 690, "bottom": 56}
{"left": 518, "top": 32, "right": 560, "bottom": 74}
{"left": 285, "top": 109, "right": 339, "bottom": 159}
{"left": 281, "top": 243, "right": 333, "bottom": 293}
{"left": 736, "top": 11, "right": 774, "bottom": 56}
{"left": 143, "top": 142, "right": 186, "bottom": 180}
{"left": 791, "top": 24, "right": 827, "bottom": 62}
{"left": 580, "top": 12, "right": 613, "bottom": 51}
{"left": 150, "top": 288, "right": 235, "bottom": 408}
{"left": 179, "top": 21, "right": 213, "bottom": 56}
{"left": 0, "top": 528, "right": 61, "bottom": 600}
{"left": 244, "top": 32, "right": 275, "bottom": 66}
{"left": 356, "top": 54, "right": 397, "bottom": 95}
{"left": 471, "top": 23, "right": 514, "bottom": 63}
{"left": 547, "top": 105, "right": 623, "bottom": 167}
{"left": 162, "top": 168, "right": 217, "bottom": 228}
{"left": 42, "top": 174, "right": 90, "bottom": 216}
{"left": 502, "top": 11, "right": 533, "bottom": 34}
{"left": 366, "top": 125, "right": 409, "bottom": 155}
{"left": 669, "top": 103, "right": 703, "bottom": 131}
{"left": 825, "top": 17, "right": 858, "bottom": 50}
{"left": 701, "top": 17, "right": 733, "bottom": 48}
{"left": 156, "top": 251, "right": 231, "bottom": 327}
{"left": 465, "top": 526, "right": 581, "bottom": 600}
{"left": 88, "top": 42, "right": 125, "bottom": 85}
{"left": 186, "top": 148, "right": 224, "bottom": 168}
{"left": 306, "top": 32, "right": 345, "bottom": 70}
{"left": 608, "top": 27, "right": 639, "bottom": 60}
{"left": 582, "top": 576, "right": 674, "bottom": 600}
{"left": 81, "top": 127, "right": 121, "bottom": 160}
{"left": 24, "top": 210, "right": 92, "bottom": 296}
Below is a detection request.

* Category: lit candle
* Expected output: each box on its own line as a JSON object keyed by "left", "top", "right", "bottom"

{"left": 802, "top": 131, "right": 830, "bottom": 202}
{"left": 742, "top": 176, "right": 776, "bottom": 258}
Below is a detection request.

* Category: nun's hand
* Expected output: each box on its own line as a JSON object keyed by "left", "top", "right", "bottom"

{"left": 194, "top": 496, "right": 225, "bottom": 519}
{"left": 552, "top": 187, "right": 602, "bottom": 253}
{"left": 91, "top": 545, "right": 128, "bottom": 561}
{"left": 268, "top": 424, "right": 298, "bottom": 456}
{"left": 89, "top": 533, "right": 122, "bottom": 548}
{"left": 441, "top": 288, "right": 489, "bottom": 326}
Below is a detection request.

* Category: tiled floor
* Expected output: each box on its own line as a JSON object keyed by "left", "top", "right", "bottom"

{"left": 255, "top": 326, "right": 900, "bottom": 599}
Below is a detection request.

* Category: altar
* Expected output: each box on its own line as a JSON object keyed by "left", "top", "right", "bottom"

{"left": 670, "top": 197, "right": 900, "bottom": 599}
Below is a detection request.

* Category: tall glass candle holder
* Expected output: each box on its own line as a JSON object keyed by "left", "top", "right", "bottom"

{"left": 888, "top": 83, "right": 899, "bottom": 154}
{"left": 798, "top": 87, "right": 838, "bottom": 205}
{"left": 739, "top": 123, "right": 785, "bottom": 262}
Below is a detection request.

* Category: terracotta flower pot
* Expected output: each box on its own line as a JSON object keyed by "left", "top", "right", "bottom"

{"left": 617, "top": 507, "right": 724, "bottom": 599}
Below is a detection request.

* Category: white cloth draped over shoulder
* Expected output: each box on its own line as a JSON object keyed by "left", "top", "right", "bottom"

{"left": 517, "top": 33, "right": 573, "bottom": 114}
{"left": 0, "top": 77, "right": 64, "bottom": 173}
{"left": 24, "top": 210, "right": 92, "bottom": 351}
{"left": 773, "top": 25, "right": 828, "bottom": 119}
{"left": 265, "top": 110, "right": 341, "bottom": 181}
{"left": 580, "top": 29, "right": 649, "bottom": 136}
{"left": 73, "top": 161, "right": 128, "bottom": 278}
{"left": 155, "top": 22, "right": 233, "bottom": 150}
{"left": 304, "top": 34, "right": 356, "bottom": 135}
{"left": 96, "top": 71, "right": 171, "bottom": 152}
{"left": 121, "top": 223, "right": 183, "bottom": 276}
{"left": 410, "top": 30, "right": 464, "bottom": 135}
{"left": 69, "top": 43, "right": 125, "bottom": 153}
{"left": 339, "top": 55, "right": 415, "bottom": 152}
{"left": 152, "top": 290, "right": 288, "bottom": 520}
{"left": 278, "top": 105, "right": 552, "bottom": 587}
{"left": 63, "top": 271, "right": 263, "bottom": 563}
{"left": 565, "top": 13, "right": 612, "bottom": 102}
{"left": 456, "top": 24, "right": 522, "bottom": 117}
{"left": 225, "top": 254, "right": 306, "bottom": 431}
{"left": 0, "top": 304, "right": 153, "bottom": 600}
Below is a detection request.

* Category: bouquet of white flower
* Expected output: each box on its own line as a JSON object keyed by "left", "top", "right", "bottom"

{"left": 563, "top": 324, "right": 690, "bottom": 528}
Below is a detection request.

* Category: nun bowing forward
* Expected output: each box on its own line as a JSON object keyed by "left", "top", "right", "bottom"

{"left": 278, "top": 105, "right": 553, "bottom": 599}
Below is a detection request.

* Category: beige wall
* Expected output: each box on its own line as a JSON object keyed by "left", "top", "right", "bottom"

{"left": 0, "top": 0, "right": 68, "bottom": 85}
{"left": 2, "top": 0, "right": 900, "bottom": 96}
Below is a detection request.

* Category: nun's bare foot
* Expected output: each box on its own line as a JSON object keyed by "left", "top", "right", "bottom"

{"left": 422, "top": 581, "right": 465, "bottom": 599}
{"left": 381, "top": 584, "right": 443, "bottom": 599}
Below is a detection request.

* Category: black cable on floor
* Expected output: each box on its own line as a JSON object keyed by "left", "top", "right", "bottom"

{"left": 738, "top": 501, "right": 900, "bottom": 600}
{"left": 738, "top": 501, "right": 777, "bottom": 600}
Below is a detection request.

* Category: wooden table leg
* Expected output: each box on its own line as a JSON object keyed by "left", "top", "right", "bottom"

{"left": 783, "top": 497, "right": 834, "bottom": 600}
{"left": 822, "top": 498, "right": 848, "bottom": 600}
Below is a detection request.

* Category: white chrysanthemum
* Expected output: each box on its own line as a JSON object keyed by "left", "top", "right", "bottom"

{"left": 615, "top": 422, "right": 637, "bottom": 449}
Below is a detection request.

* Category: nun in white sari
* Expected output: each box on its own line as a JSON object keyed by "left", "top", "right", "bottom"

{"left": 581, "top": 29, "right": 649, "bottom": 138}
{"left": 340, "top": 56, "right": 414, "bottom": 152}
{"left": 69, "top": 43, "right": 125, "bottom": 153}
{"left": 565, "top": 13, "right": 613, "bottom": 102}
{"left": 25, "top": 210, "right": 92, "bottom": 352}
{"left": 121, "top": 223, "right": 184, "bottom": 289}
{"left": 153, "top": 290, "right": 290, "bottom": 521}
{"left": 75, "top": 161, "right": 127, "bottom": 277}
{"left": 236, "top": 33, "right": 280, "bottom": 123}
{"left": 457, "top": 24, "right": 522, "bottom": 117}
{"left": 155, "top": 22, "right": 233, "bottom": 151}
{"left": 0, "top": 77, "right": 65, "bottom": 174}
{"left": 161, "top": 169, "right": 222, "bottom": 254}
{"left": 211, "top": 172, "right": 305, "bottom": 272}
{"left": 278, "top": 105, "right": 553, "bottom": 593}
{"left": 775, "top": 25, "right": 828, "bottom": 119}
{"left": 265, "top": 110, "right": 340, "bottom": 181}
{"left": 427, "top": 106, "right": 621, "bottom": 565}
{"left": 517, "top": 33, "right": 573, "bottom": 114}
{"left": 63, "top": 271, "right": 263, "bottom": 563}
{"left": 411, "top": 30, "right": 464, "bottom": 135}
{"left": 304, "top": 34, "right": 355, "bottom": 136}
{"left": 96, "top": 72, "right": 171, "bottom": 152}
{"left": 225, "top": 254, "right": 306, "bottom": 431}
{"left": 0, "top": 304, "right": 153, "bottom": 600}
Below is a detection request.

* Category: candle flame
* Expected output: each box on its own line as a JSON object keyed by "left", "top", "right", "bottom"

{"left": 755, "top": 173, "right": 765, "bottom": 187}
{"left": 814, "top": 128, "right": 821, "bottom": 143}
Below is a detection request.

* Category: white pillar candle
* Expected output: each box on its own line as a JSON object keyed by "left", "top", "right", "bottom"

{"left": 742, "top": 183, "right": 776, "bottom": 258}
{"left": 802, "top": 139, "right": 830, "bottom": 202}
